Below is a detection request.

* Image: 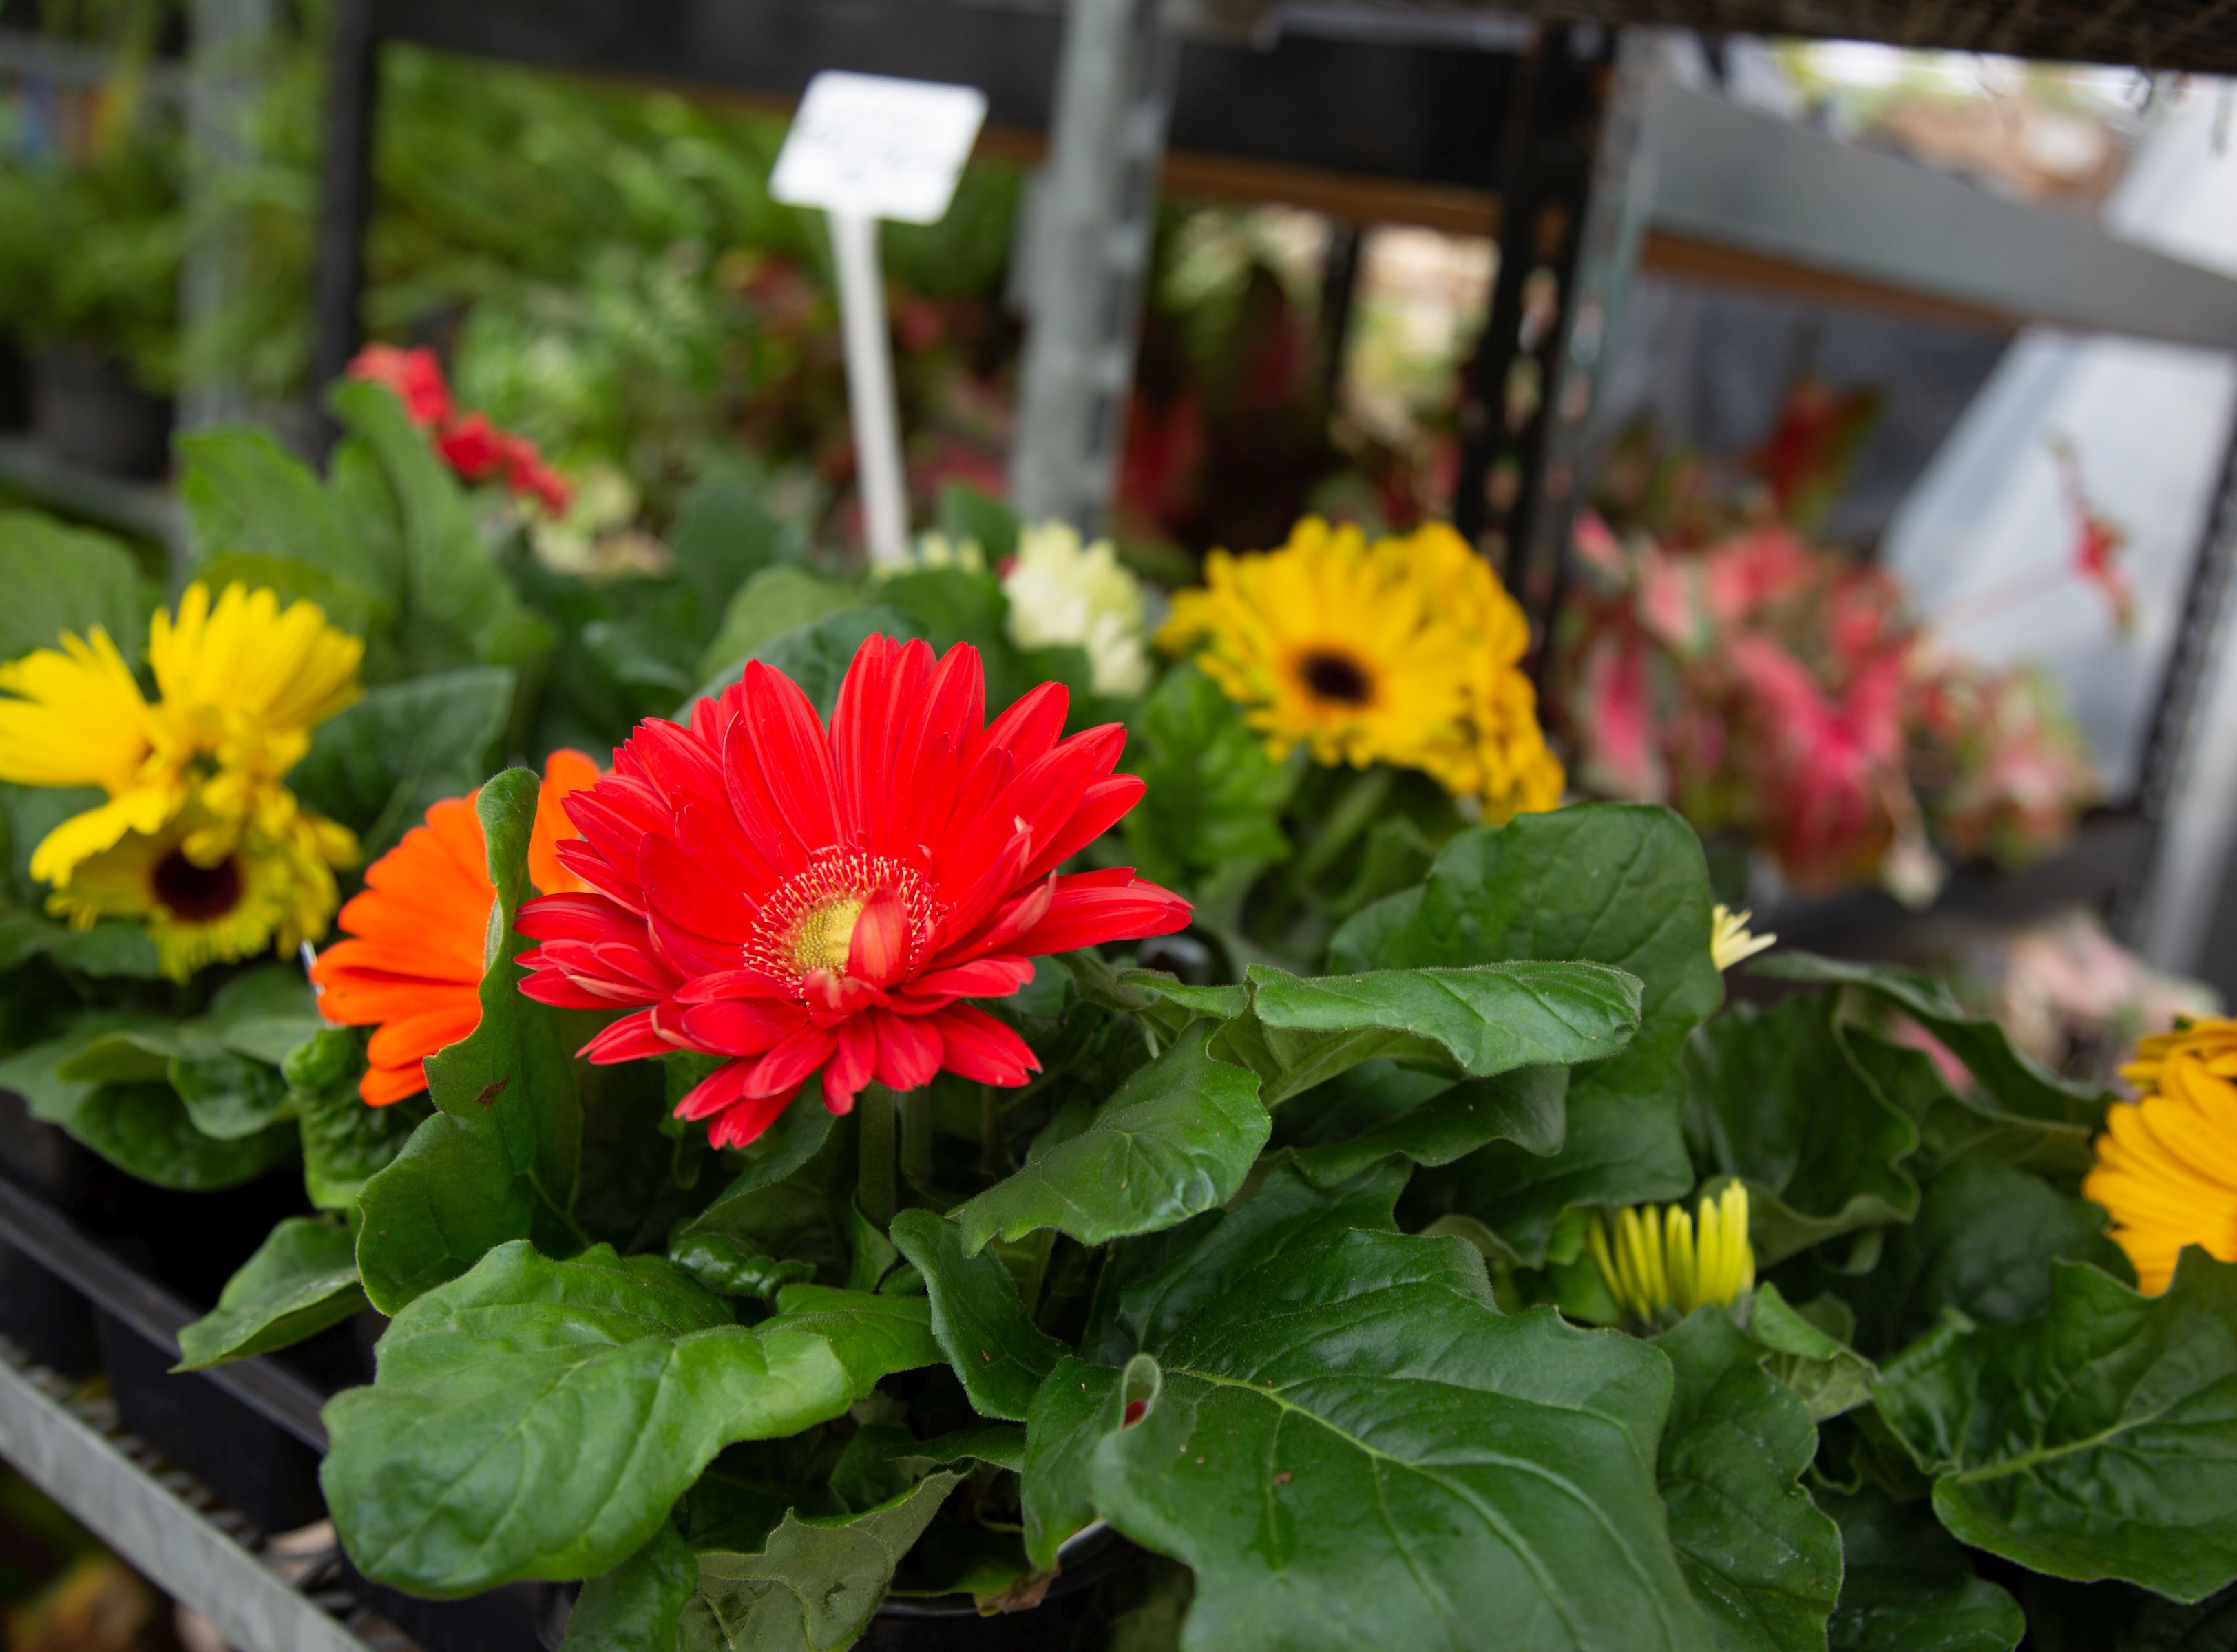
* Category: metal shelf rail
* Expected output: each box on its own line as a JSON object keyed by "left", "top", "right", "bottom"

{"left": 0, "top": 1345, "right": 381, "bottom": 1652}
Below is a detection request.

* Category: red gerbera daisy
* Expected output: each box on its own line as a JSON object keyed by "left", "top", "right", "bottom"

{"left": 515, "top": 635, "right": 1191, "bottom": 1149}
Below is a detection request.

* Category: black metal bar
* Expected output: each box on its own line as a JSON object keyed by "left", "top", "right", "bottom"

{"left": 0, "top": 1174, "right": 330, "bottom": 1453}
{"left": 1451, "top": 26, "right": 1552, "bottom": 558}
{"left": 309, "top": 0, "right": 379, "bottom": 433}
{"left": 2111, "top": 408, "right": 2237, "bottom": 942}
{"left": 1316, "top": 220, "right": 1363, "bottom": 411}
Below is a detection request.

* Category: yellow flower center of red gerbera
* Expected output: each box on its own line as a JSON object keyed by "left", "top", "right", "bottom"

{"left": 744, "top": 848, "right": 944, "bottom": 988}
{"left": 790, "top": 893, "right": 866, "bottom": 975}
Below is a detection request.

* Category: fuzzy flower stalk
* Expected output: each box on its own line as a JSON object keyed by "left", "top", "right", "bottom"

{"left": 1590, "top": 1185, "right": 1756, "bottom": 1324}
{"left": 514, "top": 635, "right": 1190, "bottom": 1149}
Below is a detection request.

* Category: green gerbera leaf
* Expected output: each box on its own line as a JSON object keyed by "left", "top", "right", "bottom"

{"left": 323, "top": 1243, "right": 941, "bottom": 1596}
{"left": 1871, "top": 1252, "right": 2237, "bottom": 1602}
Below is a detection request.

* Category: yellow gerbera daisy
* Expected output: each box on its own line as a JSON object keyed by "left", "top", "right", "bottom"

{"left": 1401, "top": 522, "right": 1567, "bottom": 821}
{"left": 52, "top": 803, "right": 355, "bottom": 981}
{"left": 1589, "top": 1183, "right": 1756, "bottom": 1324}
{"left": 1157, "top": 517, "right": 1474, "bottom": 772}
{"left": 2085, "top": 1016, "right": 2237, "bottom": 1294}
{"left": 0, "top": 582, "right": 363, "bottom": 886}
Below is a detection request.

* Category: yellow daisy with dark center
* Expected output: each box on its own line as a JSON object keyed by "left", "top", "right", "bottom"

{"left": 1157, "top": 517, "right": 1474, "bottom": 774}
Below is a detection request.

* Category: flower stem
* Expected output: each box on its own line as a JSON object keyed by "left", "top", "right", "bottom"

{"left": 857, "top": 1084, "right": 898, "bottom": 1229}
{"left": 1294, "top": 765, "right": 1394, "bottom": 885}
{"left": 901, "top": 1086, "right": 934, "bottom": 1185}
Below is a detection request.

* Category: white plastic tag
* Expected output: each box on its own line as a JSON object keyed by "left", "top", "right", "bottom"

{"left": 770, "top": 72, "right": 990, "bottom": 226}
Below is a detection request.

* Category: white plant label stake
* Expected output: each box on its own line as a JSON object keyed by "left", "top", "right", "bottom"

{"left": 771, "top": 71, "right": 989, "bottom": 567}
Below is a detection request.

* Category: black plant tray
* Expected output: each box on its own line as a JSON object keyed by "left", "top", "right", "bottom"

{"left": 0, "top": 1112, "right": 1138, "bottom": 1650}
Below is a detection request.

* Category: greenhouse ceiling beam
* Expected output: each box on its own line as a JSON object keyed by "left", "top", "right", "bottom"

{"left": 1643, "top": 80, "right": 2237, "bottom": 354}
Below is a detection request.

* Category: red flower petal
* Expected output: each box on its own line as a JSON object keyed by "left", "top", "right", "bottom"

{"left": 847, "top": 885, "right": 912, "bottom": 988}
{"left": 709, "top": 1081, "right": 804, "bottom": 1148}
{"left": 580, "top": 1009, "right": 674, "bottom": 1063}
{"left": 823, "top": 1016, "right": 879, "bottom": 1114}
{"left": 680, "top": 997, "right": 810, "bottom": 1057}
{"left": 927, "top": 1004, "right": 1040, "bottom": 1086}
{"left": 872, "top": 1008, "right": 944, "bottom": 1091}
{"left": 899, "top": 955, "right": 1036, "bottom": 1003}
{"left": 674, "top": 1059, "right": 752, "bottom": 1121}
{"left": 1008, "top": 871, "right": 1192, "bottom": 955}
{"left": 744, "top": 1024, "right": 837, "bottom": 1098}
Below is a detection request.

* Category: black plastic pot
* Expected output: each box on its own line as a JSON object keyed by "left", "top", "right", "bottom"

{"left": 28, "top": 342, "right": 174, "bottom": 479}
{"left": 0, "top": 1092, "right": 100, "bottom": 1375}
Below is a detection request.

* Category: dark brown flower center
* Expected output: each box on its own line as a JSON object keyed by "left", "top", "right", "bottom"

{"left": 1299, "top": 649, "right": 1374, "bottom": 706}
{"left": 151, "top": 849, "right": 244, "bottom": 922}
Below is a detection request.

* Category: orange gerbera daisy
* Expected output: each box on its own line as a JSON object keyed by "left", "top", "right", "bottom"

{"left": 310, "top": 751, "right": 598, "bottom": 1104}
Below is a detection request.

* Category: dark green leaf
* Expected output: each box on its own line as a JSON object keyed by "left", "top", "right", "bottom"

{"left": 1342, "top": 804, "right": 1720, "bottom": 1263}
{"left": 934, "top": 480, "right": 1019, "bottom": 563}
{"left": 666, "top": 1106, "right": 846, "bottom": 1299}
{"left": 176, "top": 1216, "right": 366, "bottom": 1370}
{"left": 1652, "top": 1309, "right": 1842, "bottom": 1651}
{"left": 1842, "top": 1025, "right": 2094, "bottom": 1182}
{"left": 1216, "top": 959, "right": 1642, "bottom": 1105}
{"left": 889, "top": 1208, "right": 1064, "bottom": 1421}
{"left": 1872, "top": 1253, "right": 2237, "bottom": 1602}
{"left": 0, "top": 1020, "right": 295, "bottom": 1190}
{"left": 669, "top": 472, "right": 808, "bottom": 620}
{"left": 286, "top": 1028, "right": 419, "bottom": 1214}
{"left": 949, "top": 1024, "right": 1266, "bottom": 1255}
{"left": 355, "top": 770, "right": 582, "bottom": 1313}
{"left": 1119, "top": 663, "right": 1291, "bottom": 890}
{"left": 291, "top": 666, "right": 515, "bottom": 854}
{"left": 1291, "top": 1063, "right": 1567, "bottom": 1186}
{"left": 1056, "top": 1163, "right": 1719, "bottom": 1651}
{"left": 1822, "top": 1488, "right": 2023, "bottom": 1652}
{"left": 0, "top": 511, "right": 152, "bottom": 666}
{"left": 327, "top": 379, "right": 552, "bottom": 674}
{"left": 1750, "top": 1284, "right": 1876, "bottom": 1423}
{"left": 1838, "top": 1158, "right": 2130, "bottom": 1357}
{"left": 560, "top": 1523, "right": 697, "bottom": 1652}
{"left": 907, "top": 1425, "right": 1027, "bottom": 1473}
{"left": 695, "top": 566, "right": 859, "bottom": 681}
{"left": 1684, "top": 996, "right": 1919, "bottom": 1265}
{"left": 176, "top": 427, "right": 375, "bottom": 590}
{"left": 0, "top": 901, "right": 162, "bottom": 977}
{"left": 678, "top": 1471, "right": 962, "bottom": 1652}
{"left": 691, "top": 606, "right": 916, "bottom": 718}
{"left": 324, "top": 1242, "right": 941, "bottom": 1595}
{"left": 1752, "top": 953, "right": 2108, "bottom": 1130}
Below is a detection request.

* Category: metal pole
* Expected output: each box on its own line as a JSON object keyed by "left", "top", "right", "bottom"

{"left": 2114, "top": 409, "right": 2237, "bottom": 949}
{"left": 829, "top": 211, "right": 910, "bottom": 565}
{"left": 1008, "top": 0, "right": 1180, "bottom": 533}
{"left": 310, "top": 0, "right": 379, "bottom": 445}
{"left": 180, "top": 0, "right": 275, "bottom": 438}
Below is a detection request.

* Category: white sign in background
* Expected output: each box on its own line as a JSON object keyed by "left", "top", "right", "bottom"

{"left": 772, "top": 71, "right": 989, "bottom": 225}
{"left": 770, "top": 74, "right": 989, "bottom": 566}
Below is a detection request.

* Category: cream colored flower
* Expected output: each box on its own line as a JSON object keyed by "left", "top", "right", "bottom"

{"left": 1002, "top": 522, "right": 1151, "bottom": 696}
{"left": 1710, "top": 904, "right": 1776, "bottom": 971}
